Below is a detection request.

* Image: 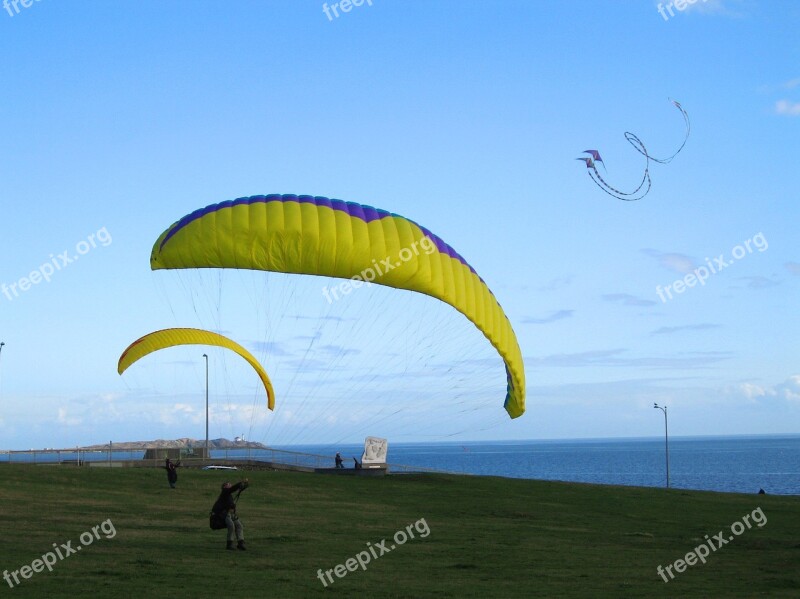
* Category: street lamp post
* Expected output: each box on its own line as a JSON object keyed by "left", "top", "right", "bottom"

{"left": 653, "top": 403, "right": 670, "bottom": 488}
{"left": 0, "top": 342, "right": 5, "bottom": 397}
{"left": 203, "top": 354, "right": 209, "bottom": 462}
{"left": 0, "top": 342, "right": 5, "bottom": 387}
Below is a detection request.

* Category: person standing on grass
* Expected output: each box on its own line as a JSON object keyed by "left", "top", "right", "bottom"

{"left": 213, "top": 479, "right": 249, "bottom": 550}
{"left": 163, "top": 458, "right": 181, "bottom": 489}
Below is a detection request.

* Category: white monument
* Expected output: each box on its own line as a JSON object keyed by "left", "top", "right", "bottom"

{"left": 361, "top": 436, "right": 388, "bottom": 469}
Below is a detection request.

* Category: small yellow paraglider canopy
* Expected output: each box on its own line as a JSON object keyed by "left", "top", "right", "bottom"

{"left": 118, "top": 327, "right": 275, "bottom": 410}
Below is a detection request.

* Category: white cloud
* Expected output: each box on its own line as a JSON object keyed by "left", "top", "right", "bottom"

{"left": 57, "top": 408, "right": 82, "bottom": 426}
{"left": 774, "top": 376, "right": 800, "bottom": 401}
{"left": 523, "top": 310, "right": 575, "bottom": 324}
{"left": 526, "top": 348, "right": 731, "bottom": 369}
{"left": 775, "top": 100, "right": 800, "bottom": 116}
{"left": 736, "top": 275, "right": 779, "bottom": 289}
{"left": 650, "top": 324, "right": 721, "bottom": 335}
{"left": 736, "top": 382, "right": 768, "bottom": 400}
{"left": 603, "top": 293, "right": 657, "bottom": 307}
{"left": 727, "top": 376, "right": 800, "bottom": 403}
{"left": 536, "top": 276, "right": 572, "bottom": 292}
{"left": 155, "top": 402, "right": 203, "bottom": 426}
{"left": 642, "top": 249, "right": 698, "bottom": 274}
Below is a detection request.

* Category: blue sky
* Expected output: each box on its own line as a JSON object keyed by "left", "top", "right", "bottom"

{"left": 0, "top": 0, "right": 798, "bottom": 450}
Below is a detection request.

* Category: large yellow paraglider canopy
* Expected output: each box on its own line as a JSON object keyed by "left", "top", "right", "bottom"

{"left": 118, "top": 327, "right": 275, "bottom": 410}
{"left": 150, "top": 195, "right": 524, "bottom": 418}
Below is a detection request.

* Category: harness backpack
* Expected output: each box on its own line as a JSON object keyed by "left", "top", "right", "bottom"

{"left": 208, "top": 486, "right": 244, "bottom": 529}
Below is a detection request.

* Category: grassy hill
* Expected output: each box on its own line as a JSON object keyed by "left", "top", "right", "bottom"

{"left": 0, "top": 465, "right": 797, "bottom": 598}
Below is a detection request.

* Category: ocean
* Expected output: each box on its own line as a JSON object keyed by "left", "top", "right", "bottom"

{"left": 5, "top": 435, "right": 798, "bottom": 495}
{"left": 281, "top": 435, "right": 800, "bottom": 495}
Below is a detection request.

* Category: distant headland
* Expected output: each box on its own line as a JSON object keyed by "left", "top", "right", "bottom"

{"left": 79, "top": 438, "right": 268, "bottom": 450}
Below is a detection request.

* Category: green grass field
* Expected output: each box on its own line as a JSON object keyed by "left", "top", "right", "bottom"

{"left": 0, "top": 465, "right": 797, "bottom": 598}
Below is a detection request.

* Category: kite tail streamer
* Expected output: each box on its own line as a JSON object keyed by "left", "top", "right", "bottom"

{"left": 578, "top": 99, "right": 689, "bottom": 201}
{"left": 588, "top": 165, "right": 651, "bottom": 202}
{"left": 627, "top": 99, "right": 690, "bottom": 165}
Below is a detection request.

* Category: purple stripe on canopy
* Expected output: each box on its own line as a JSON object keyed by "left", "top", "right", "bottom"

{"left": 158, "top": 194, "right": 479, "bottom": 278}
